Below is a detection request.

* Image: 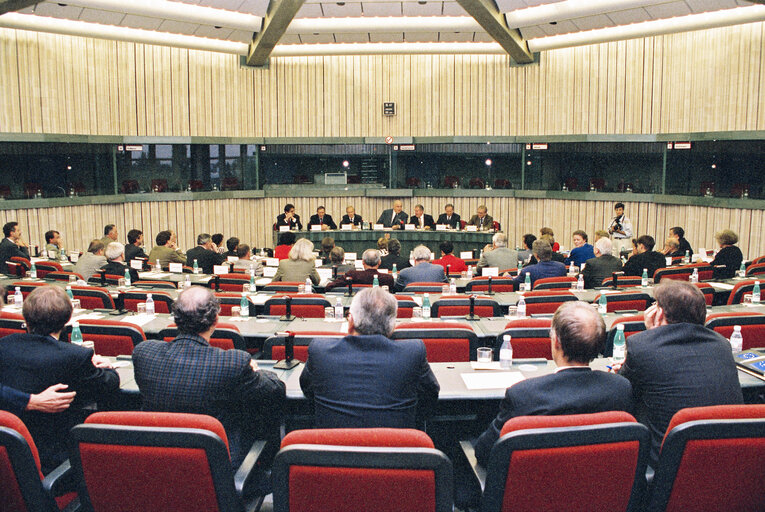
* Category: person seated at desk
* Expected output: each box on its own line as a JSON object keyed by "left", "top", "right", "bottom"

{"left": 433, "top": 240, "right": 467, "bottom": 274}
{"left": 473, "top": 301, "right": 634, "bottom": 466}
{"left": 408, "top": 204, "right": 436, "bottom": 230}
{"left": 622, "top": 235, "right": 665, "bottom": 278}
{"left": 211, "top": 233, "right": 225, "bottom": 255}
{"left": 274, "top": 231, "right": 296, "bottom": 260}
{"left": 341, "top": 205, "right": 363, "bottom": 228}
{"left": 44, "top": 229, "right": 63, "bottom": 259}
{"left": 670, "top": 226, "right": 693, "bottom": 259}
{"left": 224, "top": 237, "right": 239, "bottom": 258}
{"left": 377, "top": 237, "right": 389, "bottom": 256}
{"left": 233, "top": 244, "right": 263, "bottom": 275}
{"left": 467, "top": 205, "right": 493, "bottom": 231}
{"left": 540, "top": 227, "right": 559, "bottom": 252}
{"left": 300, "top": 287, "right": 439, "bottom": 428}
{"left": 564, "top": 230, "right": 595, "bottom": 268}
{"left": 1, "top": 382, "right": 75, "bottom": 416}
{"left": 514, "top": 239, "right": 566, "bottom": 289}
{"left": 0, "top": 221, "right": 30, "bottom": 273}
{"left": 148, "top": 230, "right": 187, "bottom": 268}
{"left": 379, "top": 238, "right": 411, "bottom": 272}
{"left": 272, "top": 238, "right": 320, "bottom": 285}
{"left": 74, "top": 240, "right": 107, "bottom": 280}
{"left": 125, "top": 229, "right": 148, "bottom": 263}
{"left": 581, "top": 238, "right": 622, "bottom": 289}
{"left": 395, "top": 245, "right": 446, "bottom": 291}
{"left": 661, "top": 237, "right": 683, "bottom": 259}
{"left": 325, "top": 249, "right": 394, "bottom": 291}
{"left": 710, "top": 229, "right": 743, "bottom": 279}
{"left": 377, "top": 200, "right": 408, "bottom": 229}
{"left": 186, "top": 233, "right": 226, "bottom": 274}
{"left": 320, "top": 246, "right": 355, "bottom": 277}
{"left": 517, "top": 234, "right": 536, "bottom": 264}
{"left": 436, "top": 203, "right": 461, "bottom": 230}
{"left": 100, "top": 224, "right": 119, "bottom": 248}
{"left": 319, "top": 237, "right": 334, "bottom": 264}
{"left": 477, "top": 233, "right": 518, "bottom": 274}
{"left": 309, "top": 205, "right": 337, "bottom": 231}
{"left": 276, "top": 203, "right": 302, "bottom": 231}
{"left": 103, "top": 242, "right": 140, "bottom": 283}
{"left": 528, "top": 233, "right": 566, "bottom": 265}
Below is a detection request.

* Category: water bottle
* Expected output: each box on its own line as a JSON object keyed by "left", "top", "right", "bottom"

{"left": 70, "top": 321, "right": 83, "bottom": 345}
{"left": 249, "top": 269, "right": 256, "bottom": 292}
{"left": 690, "top": 268, "right": 698, "bottom": 283}
{"left": 14, "top": 287, "right": 23, "bottom": 306}
{"left": 60, "top": 248, "right": 67, "bottom": 261}
{"left": 450, "top": 278, "right": 457, "bottom": 294}
{"left": 193, "top": 259, "right": 199, "bottom": 274}
{"left": 184, "top": 274, "right": 191, "bottom": 289}
{"left": 729, "top": 325, "right": 743, "bottom": 352}
{"left": 516, "top": 295, "right": 526, "bottom": 317}
{"left": 499, "top": 335, "right": 513, "bottom": 369}
{"left": 753, "top": 280, "right": 761, "bottom": 304}
{"left": 518, "top": 260, "right": 523, "bottom": 271}
{"left": 305, "top": 277, "right": 312, "bottom": 294}
{"left": 577, "top": 274, "right": 584, "bottom": 291}
{"left": 621, "top": 255, "right": 628, "bottom": 265}
{"left": 598, "top": 294, "right": 608, "bottom": 314}
{"left": 240, "top": 292, "right": 249, "bottom": 317}
{"left": 372, "top": 275, "right": 379, "bottom": 288}
{"left": 684, "top": 250, "right": 690, "bottom": 264}
{"left": 612, "top": 324, "right": 626, "bottom": 363}
{"left": 524, "top": 273, "right": 531, "bottom": 292}
{"left": 124, "top": 268, "right": 131, "bottom": 287}
{"left": 66, "top": 285, "right": 73, "bottom": 300}
{"left": 466, "top": 266, "right": 473, "bottom": 279}
{"left": 29, "top": 263, "right": 37, "bottom": 279}
{"left": 155, "top": 259, "right": 161, "bottom": 272}
{"left": 145, "top": 293, "right": 155, "bottom": 315}
{"left": 739, "top": 262, "right": 746, "bottom": 278}
{"left": 334, "top": 297, "right": 343, "bottom": 320}
{"left": 392, "top": 264, "right": 398, "bottom": 280}
{"left": 422, "top": 293, "right": 431, "bottom": 319}
{"left": 641, "top": 268, "right": 648, "bottom": 287}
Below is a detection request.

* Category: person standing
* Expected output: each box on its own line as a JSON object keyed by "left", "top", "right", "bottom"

{"left": 608, "top": 202, "right": 633, "bottom": 257}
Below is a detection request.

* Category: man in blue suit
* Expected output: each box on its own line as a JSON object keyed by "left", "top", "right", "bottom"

{"left": 513, "top": 239, "right": 567, "bottom": 289}
{"left": 300, "top": 287, "right": 440, "bottom": 428}
{"left": 395, "top": 245, "right": 447, "bottom": 291}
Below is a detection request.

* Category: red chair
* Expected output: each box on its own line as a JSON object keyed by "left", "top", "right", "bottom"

{"left": 691, "top": 282, "right": 715, "bottom": 306}
{"left": 0, "top": 411, "right": 77, "bottom": 512}
{"left": 133, "top": 280, "right": 177, "bottom": 290}
{"left": 395, "top": 295, "right": 417, "bottom": 318}
{"left": 431, "top": 295, "right": 500, "bottom": 318}
{"left": 601, "top": 276, "right": 643, "bottom": 288}
{"left": 6, "top": 281, "right": 47, "bottom": 300}
{"left": 70, "top": 319, "right": 146, "bottom": 356}
{"left": 24, "top": 183, "right": 42, "bottom": 198}
{"left": 532, "top": 276, "right": 576, "bottom": 290}
{"left": 460, "top": 220, "right": 467, "bottom": 230}
{"left": 494, "top": 179, "right": 512, "bottom": 189}
{"left": 589, "top": 178, "right": 605, "bottom": 191}
{"left": 727, "top": 280, "right": 759, "bottom": 305}
{"left": 34, "top": 261, "right": 63, "bottom": 278}
{"left": 0, "top": 185, "right": 11, "bottom": 198}
{"left": 221, "top": 177, "right": 240, "bottom": 190}
{"left": 264, "top": 294, "right": 330, "bottom": 318}
{"left": 745, "top": 262, "right": 765, "bottom": 276}
{"left": 648, "top": 405, "right": 765, "bottom": 512}
{"left": 564, "top": 177, "right": 578, "bottom": 191}
{"left": 88, "top": 273, "right": 123, "bottom": 287}
{"left": 69, "top": 411, "right": 267, "bottom": 512}
{"left": 188, "top": 179, "right": 204, "bottom": 191}
{"left": 700, "top": 181, "right": 715, "bottom": 196}
{"left": 402, "top": 282, "right": 447, "bottom": 294}
{"left": 208, "top": 273, "right": 250, "bottom": 292}
{"left": 492, "top": 220, "right": 501, "bottom": 231}
{"left": 704, "top": 312, "right": 765, "bottom": 350}
{"left": 262, "top": 332, "right": 345, "bottom": 362}
{"left": 159, "top": 323, "right": 247, "bottom": 351}
{"left": 592, "top": 291, "right": 652, "bottom": 313}
{"left": 274, "top": 428, "right": 452, "bottom": 512}
{"left": 653, "top": 266, "right": 691, "bottom": 283}
{"left": 500, "top": 318, "right": 552, "bottom": 359}
{"left": 7, "top": 256, "right": 31, "bottom": 277}
{"left": 392, "top": 321, "right": 477, "bottom": 362}
{"left": 752, "top": 255, "right": 765, "bottom": 265}
{"left": 406, "top": 177, "right": 421, "bottom": 188}
{"left": 120, "top": 180, "right": 139, "bottom": 194}
{"left": 214, "top": 292, "right": 253, "bottom": 316}
{"left": 70, "top": 285, "right": 115, "bottom": 310}
{"left": 0, "top": 311, "right": 27, "bottom": 338}
{"left": 604, "top": 315, "right": 646, "bottom": 357}
{"left": 473, "top": 411, "right": 649, "bottom": 512}
{"left": 465, "top": 277, "right": 515, "bottom": 293}
{"left": 46, "top": 271, "right": 84, "bottom": 282}
{"left": 522, "top": 291, "right": 578, "bottom": 315}
{"left": 263, "top": 282, "right": 302, "bottom": 293}
{"left": 122, "top": 290, "right": 174, "bottom": 313}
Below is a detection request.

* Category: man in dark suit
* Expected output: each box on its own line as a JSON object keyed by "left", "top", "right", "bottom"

{"left": 513, "top": 239, "right": 566, "bottom": 289}
{"left": 1, "top": 383, "right": 75, "bottom": 416}
{"left": 622, "top": 235, "right": 666, "bottom": 278}
{"left": 473, "top": 301, "right": 634, "bottom": 466}
{"left": 395, "top": 245, "right": 447, "bottom": 291}
{"left": 133, "top": 286, "right": 286, "bottom": 467}
{"left": 0, "top": 286, "right": 119, "bottom": 472}
{"left": 340, "top": 205, "right": 363, "bottom": 228}
{"left": 377, "top": 200, "right": 408, "bottom": 229}
{"left": 275, "top": 203, "right": 302, "bottom": 231}
{"left": 103, "top": 242, "right": 140, "bottom": 283}
{"left": 125, "top": 229, "right": 148, "bottom": 263}
{"left": 379, "top": 238, "right": 411, "bottom": 272}
{"left": 618, "top": 281, "right": 743, "bottom": 466}
{"left": 408, "top": 204, "right": 436, "bottom": 230}
{"left": 325, "top": 249, "right": 395, "bottom": 291}
{"left": 582, "top": 237, "right": 622, "bottom": 288}
{"left": 186, "top": 233, "right": 226, "bottom": 274}
{"left": 300, "top": 287, "right": 439, "bottom": 428}
{"left": 467, "top": 205, "right": 494, "bottom": 231}
{"left": 0, "top": 221, "right": 30, "bottom": 273}
{"left": 309, "top": 205, "right": 338, "bottom": 230}
{"left": 669, "top": 226, "right": 693, "bottom": 259}
{"left": 436, "top": 203, "right": 461, "bottom": 229}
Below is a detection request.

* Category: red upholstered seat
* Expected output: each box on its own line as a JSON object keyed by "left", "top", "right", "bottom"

{"left": 500, "top": 318, "right": 552, "bottom": 359}
{"left": 691, "top": 282, "right": 715, "bottom": 306}
{"left": 70, "top": 285, "right": 115, "bottom": 309}
{"left": 592, "top": 291, "right": 652, "bottom": 312}
{"left": 395, "top": 295, "right": 417, "bottom": 318}
{"left": 465, "top": 276, "right": 515, "bottom": 293}
{"left": 727, "top": 279, "right": 759, "bottom": 305}
{"left": 34, "top": 261, "right": 63, "bottom": 278}
{"left": 264, "top": 294, "right": 331, "bottom": 318}
{"left": 745, "top": 262, "right": 765, "bottom": 276}
{"left": 600, "top": 275, "right": 643, "bottom": 288}
{"left": 431, "top": 295, "right": 500, "bottom": 318}
{"left": 0, "top": 311, "right": 27, "bottom": 338}
{"left": 704, "top": 312, "right": 765, "bottom": 350}
{"left": 46, "top": 271, "right": 84, "bottom": 282}
{"left": 532, "top": 276, "right": 576, "bottom": 290}
{"left": 403, "top": 282, "right": 447, "bottom": 294}
{"left": 6, "top": 281, "right": 47, "bottom": 300}
{"left": 122, "top": 290, "right": 174, "bottom": 313}
{"left": 263, "top": 331, "right": 345, "bottom": 361}
{"left": 73, "top": 318, "right": 147, "bottom": 356}
{"left": 208, "top": 273, "right": 250, "bottom": 292}
{"left": 263, "top": 281, "right": 303, "bottom": 293}
{"left": 522, "top": 290, "right": 578, "bottom": 315}
{"left": 392, "top": 321, "right": 477, "bottom": 362}
{"left": 214, "top": 292, "right": 251, "bottom": 316}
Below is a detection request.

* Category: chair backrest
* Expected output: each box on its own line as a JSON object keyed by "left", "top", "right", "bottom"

{"left": 6, "top": 281, "right": 47, "bottom": 300}
{"left": 208, "top": 274, "right": 249, "bottom": 292}
{"left": 603, "top": 315, "right": 646, "bottom": 357}
{"left": 653, "top": 266, "right": 691, "bottom": 283}
{"left": 262, "top": 332, "right": 345, "bottom": 361}
{"left": 752, "top": 255, "right": 765, "bottom": 265}
{"left": 71, "top": 411, "right": 243, "bottom": 512}
{"left": 522, "top": 291, "right": 578, "bottom": 315}
{"left": 394, "top": 295, "right": 417, "bottom": 318}
{"left": 214, "top": 292, "right": 249, "bottom": 316}
{"left": 70, "top": 285, "right": 115, "bottom": 310}
{"left": 0, "top": 311, "right": 27, "bottom": 339}
{"left": 649, "top": 405, "right": 765, "bottom": 512}
{"left": 133, "top": 280, "right": 177, "bottom": 290}
{"left": 592, "top": 292, "right": 652, "bottom": 313}
{"left": 264, "top": 294, "right": 331, "bottom": 318}
{"left": 704, "top": 312, "right": 765, "bottom": 350}
{"left": 431, "top": 295, "right": 500, "bottom": 318}
{"left": 532, "top": 276, "right": 576, "bottom": 290}
{"left": 601, "top": 276, "right": 643, "bottom": 288}
{"left": 482, "top": 411, "right": 650, "bottom": 512}
{"left": 46, "top": 271, "right": 84, "bottom": 282}
{"left": 274, "top": 428, "right": 452, "bottom": 512}
{"left": 690, "top": 282, "right": 715, "bottom": 306}
{"left": 122, "top": 291, "right": 174, "bottom": 313}
{"left": 6, "top": 261, "right": 26, "bottom": 277}
{"left": 727, "top": 279, "right": 758, "bottom": 305}
{"left": 685, "top": 263, "right": 714, "bottom": 281}
{"left": 159, "top": 323, "right": 247, "bottom": 351}
{"left": 745, "top": 262, "right": 765, "bottom": 276}
{"left": 10, "top": 256, "right": 31, "bottom": 271}
{"left": 263, "top": 282, "right": 302, "bottom": 293}
{"left": 72, "top": 319, "right": 147, "bottom": 356}
{"left": 403, "top": 282, "right": 446, "bottom": 294}
{"left": 465, "top": 277, "right": 515, "bottom": 293}
{"left": 392, "top": 321, "right": 477, "bottom": 362}
{"left": 34, "top": 261, "right": 63, "bottom": 278}
{"left": 500, "top": 318, "right": 552, "bottom": 359}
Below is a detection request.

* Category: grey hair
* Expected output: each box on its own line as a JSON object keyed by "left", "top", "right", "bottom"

{"left": 492, "top": 232, "right": 508, "bottom": 248}
{"left": 196, "top": 233, "right": 212, "bottom": 246}
{"left": 362, "top": 249, "right": 381, "bottom": 267}
{"left": 552, "top": 301, "right": 606, "bottom": 363}
{"left": 532, "top": 239, "right": 553, "bottom": 261}
{"left": 105, "top": 242, "right": 125, "bottom": 261}
{"left": 349, "top": 287, "right": 398, "bottom": 337}
{"left": 172, "top": 286, "right": 220, "bottom": 335}
{"left": 289, "top": 238, "right": 316, "bottom": 262}
{"left": 594, "top": 237, "right": 612, "bottom": 256}
{"left": 411, "top": 245, "right": 431, "bottom": 262}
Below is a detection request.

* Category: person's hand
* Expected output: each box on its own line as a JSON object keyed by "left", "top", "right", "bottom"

{"left": 392, "top": 225, "right": 400, "bottom": 230}
{"left": 26, "top": 384, "right": 76, "bottom": 413}
{"left": 285, "top": 211, "right": 293, "bottom": 220}
{"left": 16, "top": 237, "right": 28, "bottom": 248}
{"left": 91, "top": 354, "right": 114, "bottom": 369}
{"left": 322, "top": 224, "right": 329, "bottom": 231}
{"left": 483, "top": 243, "right": 493, "bottom": 253}
{"left": 249, "top": 359, "right": 259, "bottom": 372}
{"left": 644, "top": 303, "right": 660, "bottom": 330}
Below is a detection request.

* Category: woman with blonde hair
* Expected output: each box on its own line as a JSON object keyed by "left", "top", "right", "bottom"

{"left": 710, "top": 229, "right": 743, "bottom": 279}
{"left": 272, "top": 238, "right": 320, "bottom": 284}
{"left": 377, "top": 237, "right": 389, "bottom": 256}
{"left": 539, "top": 227, "right": 560, "bottom": 252}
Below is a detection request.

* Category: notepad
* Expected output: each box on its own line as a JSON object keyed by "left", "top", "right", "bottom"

{"left": 461, "top": 372, "right": 525, "bottom": 390}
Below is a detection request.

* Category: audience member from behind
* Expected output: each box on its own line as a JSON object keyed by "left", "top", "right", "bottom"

{"left": 326, "top": 249, "right": 394, "bottom": 291}
{"left": 517, "top": 234, "right": 536, "bottom": 263}
{"left": 395, "top": 245, "right": 447, "bottom": 291}
{"left": 103, "top": 242, "right": 140, "bottom": 283}
{"left": 132, "top": 286, "right": 286, "bottom": 467}
{"left": 211, "top": 233, "right": 225, "bottom": 254}
{"left": 125, "top": 229, "right": 147, "bottom": 263}
{"left": 379, "top": 238, "right": 411, "bottom": 271}
{"left": 0, "top": 221, "right": 30, "bottom": 273}
{"left": 539, "top": 227, "right": 559, "bottom": 252}
{"left": 74, "top": 240, "right": 107, "bottom": 280}
{"left": 581, "top": 237, "right": 622, "bottom": 289}
{"left": 622, "top": 235, "right": 665, "bottom": 278}
{"left": 593, "top": 230, "right": 610, "bottom": 242}
{"left": 710, "top": 229, "right": 743, "bottom": 279}
{"left": 233, "top": 244, "right": 263, "bottom": 276}
{"left": 44, "top": 230, "right": 63, "bottom": 259}
{"left": 473, "top": 301, "right": 633, "bottom": 466}
{"left": 100, "top": 224, "right": 118, "bottom": 247}
{"left": 434, "top": 240, "right": 467, "bottom": 274}
{"left": 564, "top": 230, "right": 595, "bottom": 268}
{"left": 0, "top": 286, "right": 118, "bottom": 472}
{"left": 148, "top": 230, "right": 187, "bottom": 267}
{"left": 274, "top": 231, "right": 296, "bottom": 260}
{"left": 514, "top": 239, "right": 566, "bottom": 289}
{"left": 186, "top": 233, "right": 226, "bottom": 274}
{"left": 272, "top": 238, "right": 320, "bottom": 285}
{"left": 377, "top": 237, "right": 389, "bottom": 256}
{"left": 477, "top": 233, "right": 518, "bottom": 274}
{"left": 618, "top": 281, "right": 743, "bottom": 465}
{"left": 300, "top": 287, "right": 439, "bottom": 428}
{"left": 322, "top": 246, "right": 354, "bottom": 276}
{"left": 225, "top": 237, "right": 240, "bottom": 258}
{"left": 319, "top": 237, "right": 335, "bottom": 264}
{"left": 669, "top": 226, "right": 693, "bottom": 258}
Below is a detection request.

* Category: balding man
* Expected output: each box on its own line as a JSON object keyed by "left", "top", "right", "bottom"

{"left": 477, "top": 232, "right": 518, "bottom": 274}
{"left": 395, "top": 245, "right": 447, "bottom": 291}
{"left": 325, "top": 249, "right": 395, "bottom": 291}
{"left": 132, "top": 287, "right": 286, "bottom": 467}
{"left": 377, "top": 200, "right": 408, "bottom": 229}
{"left": 473, "top": 301, "right": 634, "bottom": 466}
{"left": 186, "top": 233, "right": 225, "bottom": 274}
{"left": 467, "top": 205, "right": 494, "bottom": 231}
{"left": 581, "top": 237, "right": 622, "bottom": 289}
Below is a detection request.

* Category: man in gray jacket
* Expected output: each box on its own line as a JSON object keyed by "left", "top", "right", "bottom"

{"left": 395, "top": 245, "right": 446, "bottom": 291}
{"left": 581, "top": 237, "right": 622, "bottom": 288}
{"left": 73, "top": 240, "right": 107, "bottom": 281}
{"left": 477, "top": 233, "right": 519, "bottom": 274}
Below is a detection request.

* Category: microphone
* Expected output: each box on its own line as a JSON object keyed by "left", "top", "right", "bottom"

{"left": 467, "top": 294, "right": 477, "bottom": 320}
{"left": 487, "top": 276, "right": 493, "bottom": 295}
{"left": 446, "top": 264, "right": 451, "bottom": 278}
{"left": 273, "top": 331, "right": 300, "bottom": 369}
{"left": 346, "top": 277, "right": 353, "bottom": 297}
{"left": 280, "top": 295, "right": 294, "bottom": 321}
{"left": 332, "top": 265, "right": 338, "bottom": 279}
{"left": 99, "top": 269, "right": 106, "bottom": 286}
{"left": 214, "top": 275, "right": 221, "bottom": 292}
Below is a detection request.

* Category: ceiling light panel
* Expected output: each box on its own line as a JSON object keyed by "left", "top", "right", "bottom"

{"left": 159, "top": 19, "right": 200, "bottom": 35}
{"left": 322, "top": 2, "right": 364, "bottom": 17}
{"left": 236, "top": 0, "right": 270, "bottom": 16}
{"left": 606, "top": 7, "right": 651, "bottom": 25}
{"left": 295, "top": 3, "right": 324, "bottom": 17}
{"left": 78, "top": 8, "right": 126, "bottom": 25}
{"left": 362, "top": 2, "right": 402, "bottom": 16}
{"left": 299, "top": 32, "right": 336, "bottom": 42}
{"left": 404, "top": 31, "right": 439, "bottom": 41}
{"left": 194, "top": 24, "right": 235, "bottom": 38}
{"left": 32, "top": 2, "right": 85, "bottom": 19}
{"left": 439, "top": 31, "right": 476, "bottom": 41}
{"left": 369, "top": 32, "right": 405, "bottom": 42}
{"left": 442, "top": 2, "right": 468, "bottom": 15}
{"left": 279, "top": 33, "right": 303, "bottom": 43}
{"left": 643, "top": 1, "right": 692, "bottom": 19}
{"left": 571, "top": 13, "right": 614, "bottom": 31}
{"left": 334, "top": 32, "right": 370, "bottom": 42}
{"left": 472, "top": 32, "right": 494, "bottom": 42}
{"left": 402, "top": 1, "right": 444, "bottom": 16}
{"left": 121, "top": 14, "right": 164, "bottom": 31}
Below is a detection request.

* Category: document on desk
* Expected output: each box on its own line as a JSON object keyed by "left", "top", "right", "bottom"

{"left": 461, "top": 372, "right": 525, "bottom": 390}
{"left": 708, "top": 282, "right": 734, "bottom": 290}
{"left": 120, "top": 314, "right": 156, "bottom": 327}
{"left": 249, "top": 295, "right": 271, "bottom": 305}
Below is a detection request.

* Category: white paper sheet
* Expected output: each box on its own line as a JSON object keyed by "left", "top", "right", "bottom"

{"left": 708, "top": 282, "right": 734, "bottom": 290}
{"left": 120, "top": 314, "right": 156, "bottom": 326}
{"left": 461, "top": 372, "right": 526, "bottom": 390}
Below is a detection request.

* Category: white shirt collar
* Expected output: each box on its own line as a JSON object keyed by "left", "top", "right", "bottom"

{"left": 554, "top": 365, "right": 591, "bottom": 373}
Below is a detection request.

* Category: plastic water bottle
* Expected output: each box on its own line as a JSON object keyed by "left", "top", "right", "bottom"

{"left": 739, "top": 262, "right": 746, "bottom": 278}
{"left": 729, "top": 325, "right": 743, "bottom": 352}
{"left": 392, "top": 264, "right": 398, "bottom": 280}
{"left": 249, "top": 268, "right": 256, "bottom": 292}
{"left": 60, "top": 248, "right": 67, "bottom": 261}
{"left": 66, "top": 285, "right": 73, "bottom": 300}
{"left": 516, "top": 294, "right": 526, "bottom": 317}
{"left": 612, "top": 324, "right": 626, "bottom": 363}
{"left": 450, "top": 278, "right": 457, "bottom": 294}
{"left": 466, "top": 266, "right": 473, "bottom": 279}
{"left": 577, "top": 274, "right": 584, "bottom": 291}
{"left": 690, "top": 268, "right": 698, "bottom": 283}
{"left": 145, "top": 293, "right": 155, "bottom": 315}
{"left": 193, "top": 259, "right": 199, "bottom": 274}
{"left": 14, "top": 287, "right": 23, "bottom": 306}
{"left": 154, "top": 259, "right": 161, "bottom": 272}
{"left": 372, "top": 275, "right": 379, "bottom": 288}
{"left": 334, "top": 297, "right": 343, "bottom": 320}
{"left": 598, "top": 294, "right": 608, "bottom": 314}
{"left": 753, "top": 281, "right": 761, "bottom": 304}
{"left": 29, "top": 263, "right": 37, "bottom": 279}
{"left": 70, "top": 321, "right": 83, "bottom": 345}
{"left": 499, "top": 335, "right": 513, "bottom": 369}
{"left": 184, "top": 274, "right": 191, "bottom": 289}
{"left": 422, "top": 293, "right": 431, "bottom": 319}
{"left": 641, "top": 268, "right": 648, "bottom": 287}
{"left": 240, "top": 292, "right": 249, "bottom": 317}
{"left": 124, "top": 268, "right": 131, "bottom": 287}
{"left": 684, "top": 250, "right": 690, "bottom": 264}
{"left": 524, "top": 273, "right": 531, "bottom": 292}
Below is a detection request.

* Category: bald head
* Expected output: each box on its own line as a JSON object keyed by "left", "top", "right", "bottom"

{"left": 393, "top": 200, "right": 403, "bottom": 213}
{"left": 552, "top": 302, "right": 606, "bottom": 364}
{"left": 172, "top": 286, "right": 220, "bottom": 335}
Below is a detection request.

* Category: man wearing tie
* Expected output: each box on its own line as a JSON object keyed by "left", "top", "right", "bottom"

{"left": 467, "top": 205, "right": 494, "bottom": 231}
{"left": 309, "top": 206, "right": 337, "bottom": 231}
{"left": 275, "top": 204, "right": 303, "bottom": 231}
{"left": 436, "top": 204, "right": 461, "bottom": 230}
{"left": 408, "top": 204, "right": 436, "bottom": 230}
{"left": 341, "top": 205, "right": 363, "bottom": 228}
{"left": 377, "top": 200, "right": 408, "bottom": 229}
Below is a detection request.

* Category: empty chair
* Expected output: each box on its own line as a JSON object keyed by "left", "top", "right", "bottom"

{"left": 395, "top": 295, "right": 417, "bottom": 318}
{"left": 34, "top": 261, "right": 63, "bottom": 278}
{"left": 133, "top": 280, "right": 177, "bottom": 290}
{"left": 603, "top": 315, "right": 646, "bottom": 357}
{"left": 589, "top": 178, "right": 605, "bottom": 191}
{"left": 403, "top": 282, "right": 448, "bottom": 294}
{"left": 392, "top": 321, "right": 477, "bottom": 362}
{"left": 188, "top": 179, "right": 204, "bottom": 191}
{"left": 727, "top": 279, "right": 759, "bottom": 305}
{"left": 46, "top": 271, "right": 84, "bottom": 282}
{"left": 72, "top": 318, "right": 147, "bottom": 356}
{"left": 70, "top": 285, "right": 115, "bottom": 309}
{"left": 87, "top": 273, "right": 123, "bottom": 287}
{"left": 214, "top": 292, "right": 253, "bottom": 316}
{"left": 264, "top": 294, "right": 331, "bottom": 318}
{"left": 494, "top": 179, "right": 512, "bottom": 189}
{"left": 6, "top": 281, "right": 47, "bottom": 301}
{"left": 263, "top": 331, "right": 345, "bottom": 361}
{"left": 0, "top": 311, "right": 27, "bottom": 338}
{"left": 273, "top": 428, "right": 452, "bottom": 512}
{"left": 601, "top": 275, "right": 643, "bottom": 288}
{"left": 522, "top": 291, "right": 578, "bottom": 315}
{"left": 745, "top": 262, "right": 765, "bottom": 277}
{"left": 150, "top": 179, "right": 167, "bottom": 192}
{"left": 444, "top": 175, "right": 459, "bottom": 188}
{"left": 405, "top": 177, "right": 421, "bottom": 188}
{"left": 208, "top": 273, "right": 250, "bottom": 292}
{"left": 263, "top": 281, "right": 302, "bottom": 293}
{"left": 592, "top": 291, "right": 652, "bottom": 313}
{"left": 704, "top": 312, "right": 765, "bottom": 350}
{"left": 647, "top": 405, "right": 765, "bottom": 512}
{"left": 691, "top": 282, "right": 716, "bottom": 306}
{"left": 685, "top": 263, "right": 714, "bottom": 281}
{"left": 532, "top": 276, "right": 576, "bottom": 290}
{"left": 120, "top": 180, "right": 139, "bottom": 194}
{"left": 469, "top": 177, "right": 485, "bottom": 189}
{"left": 752, "top": 255, "right": 765, "bottom": 265}
{"left": 431, "top": 295, "right": 500, "bottom": 318}
{"left": 499, "top": 318, "right": 552, "bottom": 359}
{"left": 122, "top": 290, "right": 174, "bottom": 313}
{"left": 465, "top": 277, "right": 515, "bottom": 293}
{"left": 159, "top": 323, "right": 247, "bottom": 351}
{"left": 221, "top": 177, "right": 240, "bottom": 190}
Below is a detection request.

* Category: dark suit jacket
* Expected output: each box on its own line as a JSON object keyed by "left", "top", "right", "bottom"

{"left": 341, "top": 214, "right": 363, "bottom": 227}
{"left": 186, "top": 246, "right": 225, "bottom": 274}
{"left": 309, "top": 214, "right": 337, "bottom": 230}
{"left": 436, "top": 213, "right": 461, "bottom": 229}
{"left": 678, "top": 238, "right": 693, "bottom": 258}
{"left": 620, "top": 323, "right": 743, "bottom": 466}
{"left": 300, "top": 335, "right": 439, "bottom": 428}
{"left": 0, "top": 238, "right": 29, "bottom": 273}
{"left": 133, "top": 334, "right": 286, "bottom": 467}
{"left": 395, "top": 262, "right": 447, "bottom": 291}
{"left": 408, "top": 214, "right": 436, "bottom": 230}
{"left": 325, "top": 268, "right": 395, "bottom": 291}
{"left": 622, "top": 250, "right": 666, "bottom": 278}
{"left": 379, "top": 253, "right": 411, "bottom": 271}
{"left": 474, "top": 368, "right": 634, "bottom": 466}
{"left": 102, "top": 260, "right": 140, "bottom": 283}
{"left": 0, "top": 333, "right": 119, "bottom": 472}
{"left": 124, "top": 244, "right": 148, "bottom": 263}
{"left": 582, "top": 254, "right": 623, "bottom": 289}
{"left": 0, "top": 383, "right": 29, "bottom": 415}
{"left": 711, "top": 245, "right": 743, "bottom": 279}
{"left": 276, "top": 213, "right": 302, "bottom": 231}
{"left": 513, "top": 260, "right": 567, "bottom": 288}
{"left": 467, "top": 214, "right": 494, "bottom": 230}
{"left": 377, "top": 209, "right": 408, "bottom": 229}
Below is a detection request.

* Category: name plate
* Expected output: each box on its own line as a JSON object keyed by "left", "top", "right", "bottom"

{"left": 436, "top": 224, "right": 448, "bottom": 231}
{"left": 263, "top": 266, "right": 277, "bottom": 277}
{"left": 168, "top": 262, "right": 183, "bottom": 273}
{"left": 213, "top": 265, "right": 228, "bottom": 275}
{"left": 373, "top": 224, "right": 384, "bottom": 230}
{"left": 341, "top": 224, "right": 352, "bottom": 230}
{"left": 279, "top": 225, "right": 290, "bottom": 232}
{"left": 317, "top": 268, "right": 333, "bottom": 281}
{"left": 265, "top": 258, "right": 279, "bottom": 267}
{"left": 70, "top": 253, "right": 79, "bottom": 262}
{"left": 345, "top": 252, "right": 357, "bottom": 261}
{"left": 130, "top": 260, "right": 143, "bottom": 270}
{"left": 460, "top": 251, "right": 473, "bottom": 259}
{"left": 355, "top": 261, "right": 364, "bottom": 270}
{"left": 310, "top": 224, "right": 322, "bottom": 231}
{"left": 227, "top": 256, "right": 239, "bottom": 262}
{"left": 377, "top": 268, "right": 389, "bottom": 274}
{"left": 466, "top": 225, "right": 478, "bottom": 232}
{"left": 404, "top": 224, "right": 416, "bottom": 231}
{"left": 483, "top": 267, "right": 499, "bottom": 277}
